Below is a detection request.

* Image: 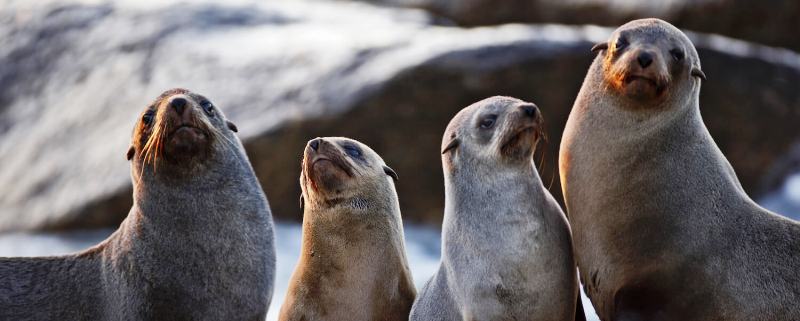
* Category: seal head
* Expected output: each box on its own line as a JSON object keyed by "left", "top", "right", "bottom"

{"left": 300, "top": 137, "right": 398, "bottom": 210}
{"left": 591, "top": 19, "right": 705, "bottom": 106}
{"left": 127, "top": 88, "right": 239, "bottom": 176}
{"left": 441, "top": 96, "right": 544, "bottom": 168}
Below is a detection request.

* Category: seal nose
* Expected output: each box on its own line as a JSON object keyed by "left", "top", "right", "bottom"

{"left": 309, "top": 138, "right": 321, "bottom": 151}
{"left": 170, "top": 97, "right": 187, "bottom": 115}
{"left": 520, "top": 104, "right": 539, "bottom": 119}
{"left": 637, "top": 52, "right": 653, "bottom": 68}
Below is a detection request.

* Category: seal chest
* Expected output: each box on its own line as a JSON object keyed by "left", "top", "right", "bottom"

{"left": 560, "top": 18, "right": 800, "bottom": 321}
{"left": 279, "top": 137, "right": 415, "bottom": 321}
{"left": 411, "top": 96, "right": 582, "bottom": 321}
{"left": 0, "top": 88, "right": 276, "bottom": 320}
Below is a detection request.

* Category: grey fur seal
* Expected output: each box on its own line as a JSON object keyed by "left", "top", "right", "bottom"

{"left": 560, "top": 18, "right": 800, "bottom": 321}
{"left": 0, "top": 88, "right": 276, "bottom": 320}
{"left": 411, "top": 96, "right": 582, "bottom": 321}
{"left": 279, "top": 137, "right": 416, "bottom": 321}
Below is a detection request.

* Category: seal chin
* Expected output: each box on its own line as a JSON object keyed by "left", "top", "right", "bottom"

{"left": 166, "top": 125, "right": 209, "bottom": 158}
{"left": 303, "top": 145, "right": 353, "bottom": 195}
{"left": 621, "top": 74, "right": 667, "bottom": 101}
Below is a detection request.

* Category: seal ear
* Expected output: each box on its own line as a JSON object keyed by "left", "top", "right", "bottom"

{"left": 226, "top": 120, "right": 238, "bottom": 132}
{"left": 383, "top": 165, "right": 399, "bottom": 182}
{"left": 126, "top": 145, "right": 135, "bottom": 161}
{"left": 441, "top": 137, "right": 460, "bottom": 155}
{"left": 299, "top": 194, "right": 304, "bottom": 209}
{"left": 691, "top": 66, "right": 707, "bottom": 81}
{"left": 591, "top": 42, "right": 608, "bottom": 52}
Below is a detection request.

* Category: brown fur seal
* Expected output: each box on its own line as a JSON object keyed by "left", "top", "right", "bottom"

{"left": 279, "top": 137, "right": 416, "bottom": 321}
{"left": 560, "top": 18, "right": 800, "bottom": 321}
{"left": 0, "top": 88, "right": 276, "bottom": 320}
{"left": 411, "top": 96, "right": 583, "bottom": 321}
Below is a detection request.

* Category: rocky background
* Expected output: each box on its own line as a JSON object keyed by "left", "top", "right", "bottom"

{"left": 1, "top": 0, "right": 799, "bottom": 231}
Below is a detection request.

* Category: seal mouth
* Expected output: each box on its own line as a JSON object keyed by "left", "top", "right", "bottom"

{"left": 500, "top": 125, "right": 541, "bottom": 159}
{"left": 303, "top": 145, "right": 354, "bottom": 195}
{"left": 621, "top": 73, "right": 667, "bottom": 99}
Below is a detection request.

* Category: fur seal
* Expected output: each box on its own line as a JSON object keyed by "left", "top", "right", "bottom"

{"left": 279, "top": 137, "right": 416, "bottom": 321}
{"left": 0, "top": 88, "right": 276, "bottom": 320}
{"left": 411, "top": 96, "right": 583, "bottom": 321}
{"left": 560, "top": 18, "right": 800, "bottom": 321}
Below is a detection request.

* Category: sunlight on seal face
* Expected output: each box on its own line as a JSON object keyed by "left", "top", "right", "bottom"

{"left": 128, "top": 88, "right": 239, "bottom": 172}
{"left": 593, "top": 19, "right": 706, "bottom": 104}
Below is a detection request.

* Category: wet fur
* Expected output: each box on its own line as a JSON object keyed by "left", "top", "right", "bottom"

{"left": 411, "top": 96, "right": 581, "bottom": 321}
{"left": 0, "top": 88, "right": 276, "bottom": 320}
{"left": 560, "top": 19, "right": 800, "bottom": 321}
{"left": 279, "top": 137, "right": 416, "bottom": 321}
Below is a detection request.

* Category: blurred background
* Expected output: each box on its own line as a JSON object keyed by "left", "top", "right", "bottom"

{"left": 1, "top": 0, "right": 798, "bottom": 320}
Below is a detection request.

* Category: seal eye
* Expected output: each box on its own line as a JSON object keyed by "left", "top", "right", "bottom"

{"left": 142, "top": 111, "right": 154, "bottom": 126}
{"left": 670, "top": 48, "right": 684, "bottom": 61}
{"left": 616, "top": 37, "right": 628, "bottom": 51}
{"left": 201, "top": 101, "right": 215, "bottom": 116}
{"left": 343, "top": 144, "right": 362, "bottom": 158}
{"left": 479, "top": 115, "right": 497, "bottom": 129}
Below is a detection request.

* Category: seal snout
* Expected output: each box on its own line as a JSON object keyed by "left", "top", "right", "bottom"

{"left": 498, "top": 102, "right": 543, "bottom": 160}
{"left": 303, "top": 138, "right": 354, "bottom": 193}
{"left": 637, "top": 51, "right": 653, "bottom": 68}
{"left": 170, "top": 97, "right": 187, "bottom": 116}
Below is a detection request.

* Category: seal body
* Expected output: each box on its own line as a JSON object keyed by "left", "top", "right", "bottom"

{"left": 560, "top": 18, "right": 800, "bottom": 321}
{"left": 0, "top": 88, "right": 276, "bottom": 320}
{"left": 279, "top": 137, "right": 416, "bottom": 321}
{"left": 411, "top": 96, "right": 581, "bottom": 321}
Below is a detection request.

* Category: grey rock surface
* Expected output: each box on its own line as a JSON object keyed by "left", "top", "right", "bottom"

{"left": 1, "top": 0, "right": 799, "bottom": 231}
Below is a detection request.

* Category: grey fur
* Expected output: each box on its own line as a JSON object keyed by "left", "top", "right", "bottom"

{"left": 411, "top": 96, "right": 580, "bottom": 321}
{"left": 560, "top": 19, "right": 800, "bottom": 321}
{"left": 0, "top": 88, "right": 276, "bottom": 321}
{"left": 279, "top": 137, "right": 416, "bottom": 321}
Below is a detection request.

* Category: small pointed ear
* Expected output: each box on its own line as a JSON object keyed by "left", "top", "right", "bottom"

{"left": 226, "top": 120, "right": 238, "bottom": 132}
{"left": 126, "top": 146, "right": 135, "bottom": 161}
{"left": 383, "top": 165, "right": 399, "bottom": 182}
{"left": 591, "top": 42, "right": 608, "bottom": 52}
{"left": 691, "top": 66, "right": 706, "bottom": 81}
{"left": 441, "top": 137, "right": 460, "bottom": 155}
{"left": 299, "top": 194, "right": 304, "bottom": 209}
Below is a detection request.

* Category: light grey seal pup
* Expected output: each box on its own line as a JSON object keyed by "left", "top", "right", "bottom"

{"left": 560, "top": 18, "right": 800, "bottom": 321}
{"left": 411, "top": 96, "right": 582, "bottom": 321}
{"left": 0, "top": 88, "right": 276, "bottom": 320}
{"left": 279, "top": 137, "right": 416, "bottom": 321}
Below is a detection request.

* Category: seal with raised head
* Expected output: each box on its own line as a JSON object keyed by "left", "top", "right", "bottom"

{"left": 0, "top": 88, "right": 276, "bottom": 320}
{"left": 560, "top": 18, "right": 800, "bottom": 321}
{"left": 411, "top": 96, "right": 582, "bottom": 321}
{"left": 279, "top": 137, "right": 416, "bottom": 321}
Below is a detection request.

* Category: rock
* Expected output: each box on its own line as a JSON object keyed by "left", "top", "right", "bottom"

{"left": 1, "top": 0, "right": 799, "bottom": 231}
{"left": 353, "top": 0, "right": 800, "bottom": 52}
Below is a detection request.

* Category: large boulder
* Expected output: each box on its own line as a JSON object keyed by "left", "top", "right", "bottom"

{"left": 0, "top": 0, "right": 798, "bottom": 231}
{"left": 354, "top": 0, "right": 800, "bottom": 52}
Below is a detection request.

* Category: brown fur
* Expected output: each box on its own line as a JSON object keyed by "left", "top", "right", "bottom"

{"left": 279, "top": 137, "right": 416, "bottom": 321}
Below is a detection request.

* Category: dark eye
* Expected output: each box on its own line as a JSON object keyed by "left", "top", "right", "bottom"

{"left": 343, "top": 144, "right": 362, "bottom": 158}
{"left": 201, "top": 101, "right": 214, "bottom": 116}
{"left": 142, "top": 111, "right": 154, "bottom": 126}
{"left": 479, "top": 115, "right": 497, "bottom": 129}
{"left": 616, "top": 37, "right": 628, "bottom": 51}
{"left": 670, "top": 48, "right": 684, "bottom": 61}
